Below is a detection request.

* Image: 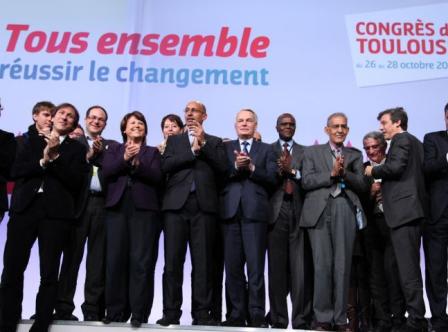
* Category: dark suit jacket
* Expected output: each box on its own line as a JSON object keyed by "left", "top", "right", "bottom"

{"left": 269, "top": 140, "right": 305, "bottom": 224}
{"left": 102, "top": 142, "right": 162, "bottom": 211}
{"left": 372, "top": 132, "right": 427, "bottom": 228}
{"left": 300, "top": 143, "right": 368, "bottom": 228}
{"left": 161, "top": 132, "right": 228, "bottom": 213}
{"left": 360, "top": 160, "right": 379, "bottom": 219}
{"left": 0, "top": 129, "right": 16, "bottom": 212}
{"left": 74, "top": 135, "right": 118, "bottom": 217}
{"left": 10, "top": 130, "right": 89, "bottom": 220}
{"left": 423, "top": 130, "right": 448, "bottom": 224}
{"left": 219, "top": 139, "right": 277, "bottom": 222}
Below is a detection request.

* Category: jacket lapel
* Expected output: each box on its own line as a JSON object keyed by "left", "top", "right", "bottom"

{"left": 274, "top": 140, "right": 282, "bottom": 157}
{"left": 291, "top": 141, "right": 301, "bottom": 166}
{"left": 323, "top": 143, "right": 333, "bottom": 171}
{"left": 232, "top": 139, "right": 240, "bottom": 153}
{"left": 250, "top": 140, "right": 260, "bottom": 162}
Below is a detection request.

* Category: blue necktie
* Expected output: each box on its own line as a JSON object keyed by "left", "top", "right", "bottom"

{"left": 242, "top": 141, "right": 249, "bottom": 154}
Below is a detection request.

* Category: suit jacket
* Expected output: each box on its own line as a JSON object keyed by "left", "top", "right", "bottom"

{"left": 161, "top": 132, "right": 228, "bottom": 213}
{"left": 10, "top": 129, "right": 89, "bottom": 220}
{"left": 360, "top": 160, "right": 379, "bottom": 220}
{"left": 300, "top": 143, "right": 368, "bottom": 228}
{"left": 372, "top": 132, "right": 427, "bottom": 228}
{"left": 102, "top": 142, "right": 162, "bottom": 211}
{"left": 423, "top": 130, "right": 448, "bottom": 224}
{"left": 219, "top": 139, "right": 277, "bottom": 222}
{"left": 269, "top": 140, "right": 305, "bottom": 224}
{"left": 0, "top": 129, "right": 16, "bottom": 212}
{"left": 74, "top": 135, "right": 118, "bottom": 218}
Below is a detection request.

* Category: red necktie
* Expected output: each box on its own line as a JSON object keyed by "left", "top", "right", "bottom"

{"left": 283, "top": 143, "right": 294, "bottom": 195}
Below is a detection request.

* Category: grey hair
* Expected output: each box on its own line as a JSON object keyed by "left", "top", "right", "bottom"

{"left": 326, "top": 112, "right": 347, "bottom": 126}
{"left": 363, "top": 131, "right": 387, "bottom": 149}
{"left": 236, "top": 108, "right": 258, "bottom": 123}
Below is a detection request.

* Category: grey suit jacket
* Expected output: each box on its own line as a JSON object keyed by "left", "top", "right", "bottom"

{"left": 299, "top": 143, "right": 368, "bottom": 228}
{"left": 269, "top": 140, "right": 305, "bottom": 224}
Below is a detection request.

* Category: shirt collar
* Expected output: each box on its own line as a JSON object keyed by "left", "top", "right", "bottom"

{"left": 239, "top": 137, "right": 254, "bottom": 146}
{"left": 279, "top": 139, "right": 293, "bottom": 149}
{"left": 329, "top": 141, "right": 343, "bottom": 152}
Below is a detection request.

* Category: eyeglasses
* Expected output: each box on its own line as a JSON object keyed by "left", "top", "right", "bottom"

{"left": 184, "top": 107, "right": 203, "bottom": 114}
{"left": 87, "top": 115, "right": 106, "bottom": 123}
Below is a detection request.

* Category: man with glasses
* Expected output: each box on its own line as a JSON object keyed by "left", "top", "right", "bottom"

{"left": 158, "top": 100, "right": 227, "bottom": 326}
{"left": 56, "top": 105, "right": 114, "bottom": 322}
{"left": 362, "top": 132, "right": 405, "bottom": 332}
{"left": 300, "top": 113, "right": 367, "bottom": 332}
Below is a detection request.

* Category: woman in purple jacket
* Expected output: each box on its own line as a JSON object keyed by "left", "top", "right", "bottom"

{"left": 102, "top": 111, "right": 162, "bottom": 327}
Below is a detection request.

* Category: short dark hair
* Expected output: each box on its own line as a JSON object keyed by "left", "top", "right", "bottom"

{"left": 377, "top": 107, "right": 408, "bottom": 131}
{"left": 276, "top": 113, "right": 296, "bottom": 126}
{"left": 120, "top": 111, "right": 147, "bottom": 143}
{"left": 51, "top": 103, "right": 80, "bottom": 129}
{"left": 86, "top": 105, "right": 108, "bottom": 121}
{"left": 32, "top": 101, "right": 54, "bottom": 115}
{"left": 161, "top": 113, "right": 184, "bottom": 131}
{"left": 363, "top": 131, "right": 387, "bottom": 151}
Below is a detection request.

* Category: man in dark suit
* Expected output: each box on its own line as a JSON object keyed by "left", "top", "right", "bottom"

{"left": 219, "top": 109, "right": 277, "bottom": 327}
{"left": 0, "top": 125, "right": 16, "bottom": 221}
{"left": 362, "top": 131, "right": 405, "bottom": 332}
{"left": 157, "top": 101, "right": 228, "bottom": 326}
{"left": 0, "top": 97, "right": 16, "bottom": 222}
{"left": 300, "top": 113, "right": 367, "bottom": 332}
{"left": 15, "top": 101, "right": 54, "bottom": 154}
{"left": 0, "top": 103, "right": 89, "bottom": 332}
{"left": 365, "top": 107, "right": 428, "bottom": 332}
{"left": 422, "top": 103, "right": 448, "bottom": 332}
{"left": 56, "top": 105, "right": 114, "bottom": 321}
{"left": 266, "top": 113, "right": 312, "bottom": 329}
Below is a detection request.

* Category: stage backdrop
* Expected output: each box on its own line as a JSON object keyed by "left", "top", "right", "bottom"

{"left": 1, "top": 0, "right": 446, "bottom": 324}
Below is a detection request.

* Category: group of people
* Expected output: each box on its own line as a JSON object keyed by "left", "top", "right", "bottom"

{"left": 0, "top": 100, "right": 446, "bottom": 332}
